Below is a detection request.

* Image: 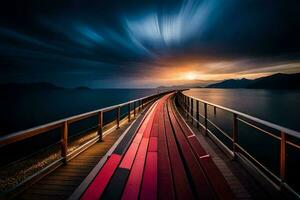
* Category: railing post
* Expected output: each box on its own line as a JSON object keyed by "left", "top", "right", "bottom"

{"left": 128, "top": 103, "right": 131, "bottom": 122}
{"left": 187, "top": 97, "right": 190, "bottom": 119}
{"left": 196, "top": 100, "right": 199, "bottom": 128}
{"left": 134, "top": 101, "right": 136, "bottom": 116}
{"left": 204, "top": 103, "right": 208, "bottom": 135}
{"left": 191, "top": 98, "right": 194, "bottom": 124}
{"left": 138, "top": 100, "right": 141, "bottom": 111}
{"left": 280, "top": 131, "right": 286, "bottom": 186}
{"left": 184, "top": 96, "right": 186, "bottom": 113}
{"left": 214, "top": 106, "right": 216, "bottom": 115}
{"left": 232, "top": 113, "right": 238, "bottom": 158}
{"left": 61, "top": 121, "right": 68, "bottom": 163}
{"left": 98, "top": 111, "right": 103, "bottom": 141}
{"left": 116, "top": 107, "right": 120, "bottom": 129}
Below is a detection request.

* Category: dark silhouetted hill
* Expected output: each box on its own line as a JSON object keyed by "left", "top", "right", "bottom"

{"left": 206, "top": 73, "right": 300, "bottom": 89}
{"left": 247, "top": 73, "right": 300, "bottom": 89}
{"left": 206, "top": 78, "right": 253, "bottom": 88}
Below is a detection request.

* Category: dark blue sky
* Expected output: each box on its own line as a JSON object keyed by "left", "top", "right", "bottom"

{"left": 0, "top": 0, "right": 299, "bottom": 88}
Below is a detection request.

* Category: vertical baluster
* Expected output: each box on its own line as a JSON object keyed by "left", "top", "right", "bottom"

{"left": 204, "top": 103, "right": 208, "bottom": 135}
{"left": 116, "top": 107, "right": 120, "bottom": 129}
{"left": 138, "top": 100, "right": 141, "bottom": 111}
{"left": 280, "top": 131, "right": 286, "bottom": 187}
{"left": 196, "top": 100, "right": 199, "bottom": 128}
{"left": 191, "top": 98, "right": 194, "bottom": 124}
{"left": 128, "top": 103, "right": 131, "bottom": 122}
{"left": 214, "top": 106, "right": 217, "bottom": 115}
{"left": 134, "top": 101, "right": 136, "bottom": 116}
{"left": 61, "top": 121, "right": 68, "bottom": 163}
{"left": 98, "top": 111, "right": 103, "bottom": 141}
{"left": 184, "top": 96, "right": 186, "bottom": 110}
{"left": 232, "top": 113, "right": 238, "bottom": 158}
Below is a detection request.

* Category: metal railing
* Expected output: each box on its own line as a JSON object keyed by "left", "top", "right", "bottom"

{"left": 177, "top": 91, "right": 300, "bottom": 198}
{"left": 0, "top": 91, "right": 171, "bottom": 162}
{"left": 0, "top": 90, "right": 172, "bottom": 198}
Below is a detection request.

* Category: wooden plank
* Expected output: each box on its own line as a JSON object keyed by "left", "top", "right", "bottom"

{"left": 99, "top": 102, "right": 159, "bottom": 200}
{"left": 157, "top": 102, "right": 175, "bottom": 200}
{"left": 119, "top": 133, "right": 143, "bottom": 169}
{"left": 121, "top": 138, "right": 149, "bottom": 200}
{"left": 163, "top": 104, "right": 194, "bottom": 200}
{"left": 81, "top": 154, "right": 122, "bottom": 200}
{"left": 119, "top": 102, "right": 158, "bottom": 169}
{"left": 148, "top": 137, "right": 158, "bottom": 152}
{"left": 101, "top": 168, "right": 130, "bottom": 200}
{"left": 18, "top": 123, "right": 132, "bottom": 200}
{"left": 171, "top": 99, "right": 235, "bottom": 200}
{"left": 167, "top": 99, "right": 214, "bottom": 199}
{"left": 140, "top": 152, "right": 157, "bottom": 200}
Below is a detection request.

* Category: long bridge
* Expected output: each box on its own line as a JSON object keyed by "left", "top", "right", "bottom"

{"left": 0, "top": 91, "right": 299, "bottom": 199}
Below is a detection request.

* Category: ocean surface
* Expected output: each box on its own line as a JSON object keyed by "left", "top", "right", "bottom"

{"left": 184, "top": 88, "right": 300, "bottom": 131}
{"left": 0, "top": 88, "right": 299, "bottom": 191}
{"left": 0, "top": 88, "right": 160, "bottom": 135}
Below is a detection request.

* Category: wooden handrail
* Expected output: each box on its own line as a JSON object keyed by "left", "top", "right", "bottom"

{"left": 177, "top": 91, "right": 300, "bottom": 198}
{"left": 0, "top": 90, "right": 172, "bottom": 147}
{"left": 182, "top": 92, "right": 300, "bottom": 139}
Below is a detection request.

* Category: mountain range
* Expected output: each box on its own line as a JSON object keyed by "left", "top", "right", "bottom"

{"left": 206, "top": 73, "right": 300, "bottom": 89}
{"left": 1, "top": 73, "right": 300, "bottom": 91}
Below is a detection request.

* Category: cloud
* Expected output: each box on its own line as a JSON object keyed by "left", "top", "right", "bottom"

{"left": 0, "top": 0, "right": 299, "bottom": 87}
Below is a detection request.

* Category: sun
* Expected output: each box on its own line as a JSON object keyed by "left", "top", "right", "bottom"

{"left": 184, "top": 72, "right": 197, "bottom": 80}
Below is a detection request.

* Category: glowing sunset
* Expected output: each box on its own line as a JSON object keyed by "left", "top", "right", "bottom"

{"left": 0, "top": 0, "right": 300, "bottom": 199}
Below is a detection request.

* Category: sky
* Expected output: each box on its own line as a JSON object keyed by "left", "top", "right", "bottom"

{"left": 0, "top": 0, "right": 300, "bottom": 88}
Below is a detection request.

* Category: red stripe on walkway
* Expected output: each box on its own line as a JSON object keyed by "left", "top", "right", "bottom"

{"left": 81, "top": 154, "right": 121, "bottom": 200}
{"left": 121, "top": 138, "right": 149, "bottom": 200}
{"left": 140, "top": 152, "right": 158, "bottom": 200}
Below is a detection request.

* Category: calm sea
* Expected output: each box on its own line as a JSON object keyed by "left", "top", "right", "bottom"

{"left": 0, "top": 88, "right": 160, "bottom": 135}
{"left": 184, "top": 88, "right": 300, "bottom": 131}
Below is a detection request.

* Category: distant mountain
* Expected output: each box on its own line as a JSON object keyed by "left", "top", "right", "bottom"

{"left": 0, "top": 82, "right": 63, "bottom": 91}
{"left": 206, "top": 78, "right": 253, "bottom": 88}
{"left": 157, "top": 79, "right": 218, "bottom": 89}
{"left": 206, "top": 73, "right": 300, "bottom": 89}
{"left": 247, "top": 73, "right": 300, "bottom": 89}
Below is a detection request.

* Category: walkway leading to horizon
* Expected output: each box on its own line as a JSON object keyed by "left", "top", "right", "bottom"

{"left": 80, "top": 93, "right": 234, "bottom": 200}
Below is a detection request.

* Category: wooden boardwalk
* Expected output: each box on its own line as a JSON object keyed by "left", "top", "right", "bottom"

{"left": 18, "top": 129, "right": 122, "bottom": 200}
{"left": 16, "top": 94, "right": 275, "bottom": 200}
{"left": 79, "top": 93, "right": 234, "bottom": 199}
{"left": 17, "top": 106, "right": 150, "bottom": 200}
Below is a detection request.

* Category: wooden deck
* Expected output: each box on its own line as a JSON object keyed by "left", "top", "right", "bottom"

{"left": 18, "top": 129, "right": 122, "bottom": 200}
{"left": 17, "top": 106, "right": 151, "bottom": 200}
{"left": 177, "top": 105, "right": 272, "bottom": 200}
{"left": 79, "top": 93, "right": 234, "bottom": 199}
{"left": 16, "top": 93, "right": 275, "bottom": 200}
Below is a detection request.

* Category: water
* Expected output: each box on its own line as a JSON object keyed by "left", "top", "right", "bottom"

{"left": 0, "top": 88, "right": 163, "bottom": 167}
{"left": 184, "top": 88, "right": 300, "bottom": 131}
{"left": 0, "top": 88, "right": 161, "bottom": 135}
{"left": 183, "top": 88, "right": 300, "bottom": 193}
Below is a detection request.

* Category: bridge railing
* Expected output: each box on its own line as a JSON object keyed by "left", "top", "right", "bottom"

{"left": 0, "top": 90, "right": 171, "bottom": 195}
{"left": 177, "top": 91, "right": 300, "bottom": 198}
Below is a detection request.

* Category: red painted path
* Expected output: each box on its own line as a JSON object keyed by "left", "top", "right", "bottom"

{"left": 81, "top": 93, "right": 234, "bottom": 200}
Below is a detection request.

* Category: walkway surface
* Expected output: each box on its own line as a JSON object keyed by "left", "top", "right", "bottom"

{"left": 80, "top": 93, "right": 235, "bottom": 200}
{"left": 17, "top": 106, "right": 151, "bottom": 200}
{"left": 17, "top": 93, "right": 273, "bottom": 200}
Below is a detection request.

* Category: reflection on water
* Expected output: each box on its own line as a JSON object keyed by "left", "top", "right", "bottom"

{"left": 184, "top": 88, "right": 300, "bottom": 131}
